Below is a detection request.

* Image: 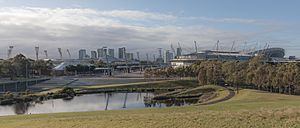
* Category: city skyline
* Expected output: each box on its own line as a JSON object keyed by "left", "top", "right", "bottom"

{"left": 0, "top": 0, "right": 299, "bottom": 59}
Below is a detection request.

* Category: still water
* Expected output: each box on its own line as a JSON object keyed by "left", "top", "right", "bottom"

{"left": 0, "top": 93, "right": 196, "bottom": 116}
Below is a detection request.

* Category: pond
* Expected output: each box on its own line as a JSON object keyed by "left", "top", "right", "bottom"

{"left": 0, "top": 93, "right": 197, "bottom": 116}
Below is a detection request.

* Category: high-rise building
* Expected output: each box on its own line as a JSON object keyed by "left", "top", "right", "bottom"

{"left": 97, "top": 47, "right": 108, "bottom": 58}
{"left": 91, "top": 51, "right": 97, "bottom": 59}
{"left": 176, "top": 48, "right": 182, "bottom": 56}
{"left": 136, "top": 52, "right": 140, "bottom": 60}
{"left": 109, "top": 49, "right": 114, "bottom": 57}
{"left": 158, "top": 48, "right": 162, "bottom": 58}
{"left": 126, "top": 53, "right": 134, "bottom": 60}
{"left": 164, "top": 50, "right": 174, "bottom": 64}
{"left": 79, "top": 49, "right": 87, "bottom": 60}
{"left": 118, "top": 47, "right": 126, "bottom": 59}
{"left": 103, "top": 47, "right": 108, "bottom": 56}
{"left": 97, "top": 48, "right": 104, "bottom": 58}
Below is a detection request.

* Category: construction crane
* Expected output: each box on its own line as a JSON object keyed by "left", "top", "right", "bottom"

{"left": 7, "top": 46, "right": 14, "bottom": 59}
{"left": 194, "top": 41, "right": 198, "bottom": 53}
{"left": 216, "top": 40, "right": 220, "bottom": 51}
{"left": 176, "top": 42, "right": 182, "bottom": 56}
{"left": 170, "top": 43, "right": 176, "bottom": 54}
{"left": 231, "top": 41, "right": 235, "bottom": 51}
{"left": 58, "top": 48, "right": 63, "bottom": 60}
{"left": 35, "top": 46, "right": 39, "bottom": 60}
{"left": 158, "top": 48, "right": 162, "bottom": 58}
{"left": 146, "top": 53, "right": 149, "bottom": 64}
{"left": 44, "top": 50, "right": 48, "bottom": 59}
{"left": 178, "top": 42, "right": 181, "bottom": 49}
{"left": 67, "top": 49, "right": 71, "bottom": 59}
{"left": 136, "top": 52, "right": 140, "bottom": 61}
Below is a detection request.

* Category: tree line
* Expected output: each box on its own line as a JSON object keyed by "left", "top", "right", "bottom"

{"left": 145, "top": 56, "right": 300, "bottom": 95}
{"left": 65, "top": 65, "right": 96, "bottom": 75}
{"left": 0, "top": 54, "right": 54, "bottom": 80}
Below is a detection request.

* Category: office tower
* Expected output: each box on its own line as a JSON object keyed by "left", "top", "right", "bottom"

{"left": 97, "top": 46, "right": 109, "bottom": 58}
{"left": 176, "top": 47, "right": 182, "bottom": 56}
{"left": 91, "top": 51, "right": 97, "bottom": 59}
{"left": 126, "top": 53, "right": 134, "bottom": 60}
{"left": 79, "top": 49, "right": 87, "bottom": 60}
{"left": 118, "top": 47, "right": 126, "bottom": 59}
{"left": 164, "top": 50, "right": 174, "bottom": 63}
{"left": 108, "top": 49, "right": 115, "bottom": 57}
{"left": 97, "top": 48, "right": 104, "bottom": 58}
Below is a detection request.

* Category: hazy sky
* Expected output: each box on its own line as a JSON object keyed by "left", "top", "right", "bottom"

{"left": 0, "top": 0, "right": 299, "bottom": 59}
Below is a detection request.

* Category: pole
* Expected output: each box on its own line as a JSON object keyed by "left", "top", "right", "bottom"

{"left": 123, "top": 93, "right": 128, "bottom": 108}
{"left": 194, "top": 41, "right": 198, "bottom": 53}
{"left": 105, "top": 93, "right": 110, "bottom": 110}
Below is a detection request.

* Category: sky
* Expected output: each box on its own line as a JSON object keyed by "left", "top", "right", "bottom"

{"left": 0, "top": 0, "right": 299, "bottom": 59}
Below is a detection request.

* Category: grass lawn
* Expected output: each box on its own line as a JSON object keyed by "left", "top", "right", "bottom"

{"left": 1, "top": 88, "right": 300, "bottom": 127}
{"left": 80, "top": 79, "right": 198, "bottom": 89}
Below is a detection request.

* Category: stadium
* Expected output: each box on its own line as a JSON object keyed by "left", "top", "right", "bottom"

{"left": 171, "top": 48, "right": 291, "bottom": 68}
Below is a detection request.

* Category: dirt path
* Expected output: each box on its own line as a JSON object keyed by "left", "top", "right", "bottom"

{"left": 199, "top": 88, "right": 235, "bottom": 105}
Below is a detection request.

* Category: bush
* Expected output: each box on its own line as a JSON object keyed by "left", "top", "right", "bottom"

{"left": 3, "top": 91, "right": 14, "bottom": 99}
{"left": 58, "top": 87, "right": 76, "bottom": 96}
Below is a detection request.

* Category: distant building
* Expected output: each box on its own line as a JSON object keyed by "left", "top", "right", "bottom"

{"left": 97, "top": 47, "right": 109, "bottom": 58}
{"left": 176, "top": 48, "right": 182, "bottom": 56}
{"left": 109, "top": 49, "right": 115, "bottom": 57}
{"left": 97, "top": 48, "right": 104, "bottom": 58}
{"left": 85, "top": 54, "right": 90, "bottom": 59}
{"left": 164, "top": 50, "right": 174, "bottom": 64}
{"left": 118, "top": 47, "right": 126, "bottom": 59}
{"left": 136, "top": 52, "right": 140, "bottom": 60}
{"left": 171, "top": 48, "right": 286, "bottom": 68}
{"left": 126, "top": 53, "right": 134, "bottom": 60}
{"left": 156, "top": 57, "right": 164, "bottom": 64}
{"left": 79, "top": 49, "right": 87, "bottom": 60}
{"left": 158, "top": 48, "right": 162, "bottom": 58}
{"left": 91, "top": 51, "right": 97, "bottom": 59}
{"left": 103, "top": 47, "right": 108, "bottom": 56}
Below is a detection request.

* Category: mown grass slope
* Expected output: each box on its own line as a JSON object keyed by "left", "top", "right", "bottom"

{"left": 1, "top": 89, "right": 300, "bottom": 128}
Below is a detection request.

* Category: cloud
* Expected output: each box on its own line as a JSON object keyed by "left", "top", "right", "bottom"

{"left": 197, "top": 17, "right": 258, "bottom": 24}
{"left": 0, "top": 7, "right": 274, "bottom": 59}
{"left": 98, "top": 10, "right": 177, "bottom": 21}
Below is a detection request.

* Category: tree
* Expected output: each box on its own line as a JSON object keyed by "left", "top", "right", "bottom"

{"left": 32, "top": 60, "right": 53, "bottom": 76}
{"left": 11, "top": 54, "right": 29, "bottom": 77}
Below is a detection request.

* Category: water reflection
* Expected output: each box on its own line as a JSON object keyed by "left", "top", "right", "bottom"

{"left": 14, "top": 102, "right": 30, "bottom": 115}
{"left": 0, "top": 93, "right": 196, "bottom": 116}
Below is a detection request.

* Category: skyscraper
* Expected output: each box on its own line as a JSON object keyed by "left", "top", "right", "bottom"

{"left": 126, "top": 53, "right": 134, "bottom": 60}
{"left": 91, "top": 51, "right": 97, "bottom": 59}
{"left": 97, "top": 47, "right": 108, "bottom": 58}
{"left": 109, "top": 49, "right": 114, "bottom": 57}
{"left": 164, "top": 50, "right": 174, "bottom": 64}
{"left": 176, "top": 47, "right": 182, "bottom": 56}
{"left": 79, "top": 49, "right": 86, "bottom": 60}
{"left": 97, "top": 48, "right": 104, "bottom": 58}
{"left": 118, "top": 47, "right": 126, "bottom": 59}
{"left": 103, "top": 47, "right": 108, "bottom": 56}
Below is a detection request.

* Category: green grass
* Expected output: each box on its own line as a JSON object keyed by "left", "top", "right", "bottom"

{"left": 35, "top": 80, "right": 178, "bottom": 95}
{"left": 2, "top": 88, "right": 300, "bottom": 127}
{"left": 81, "top": 79, "right": 198, "bottom": 89}
{"left": 204, "top": 89, "right": 300, "bottom": 111}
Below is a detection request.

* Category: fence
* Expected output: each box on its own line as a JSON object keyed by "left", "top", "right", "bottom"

{"left": 0, "top": 78, "right": 50, "bottom": 92}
